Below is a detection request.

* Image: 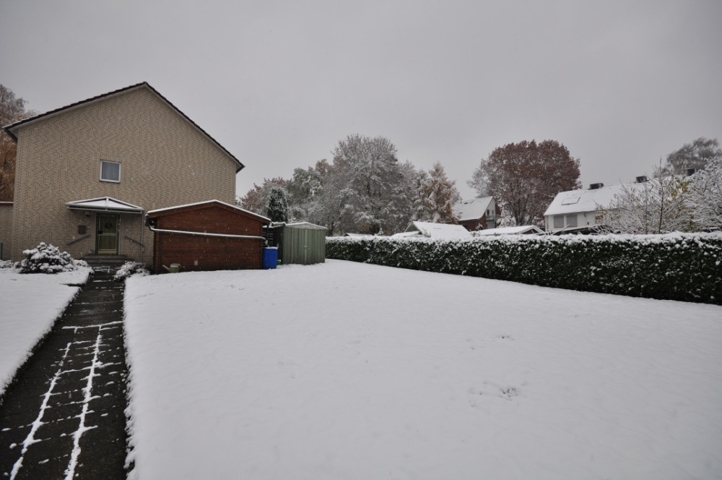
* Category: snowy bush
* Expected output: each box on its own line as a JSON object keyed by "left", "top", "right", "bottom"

{"left": 114, "top": 261, "right": 150, "bottom": 281}
{"left": 0, "top": 259, "right": 13, "bottom": 269}
{"left": 15, "top": 243, "right": 82, "bottom": 274}
{"left": 326, "top": 233, "right": 722, "bottom": 304}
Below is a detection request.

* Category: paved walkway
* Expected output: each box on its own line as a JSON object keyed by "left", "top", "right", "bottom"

{"left": 0, "top": 267, "right": 128, "bottom": 479}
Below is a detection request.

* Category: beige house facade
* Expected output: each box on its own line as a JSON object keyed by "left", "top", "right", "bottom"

{"left": 2, "top": 82, "right": 243, "bottom": 263}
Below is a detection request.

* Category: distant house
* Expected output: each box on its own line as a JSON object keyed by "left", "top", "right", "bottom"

{"left": 393, "top": 221, "right": 472, "bottom": 240}
{"left": 473, "top": 225, "right": 544, "bottom": 236}
{"left": 1, "top": 82, "right": 243, "bottom": 264}
{"left": 544, "top": 181, "right": 649, "bottom": 234}
{"left": 454, "top": 197, "right": 500, "bottom": 231}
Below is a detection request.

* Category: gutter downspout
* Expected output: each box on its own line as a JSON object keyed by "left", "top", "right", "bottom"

{"left": 147, "top": 226, "right": 266, "bottom": 242}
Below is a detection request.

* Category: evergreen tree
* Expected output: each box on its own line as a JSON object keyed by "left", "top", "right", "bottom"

{"left": 266, "top": 187, "right": 289, "bottom": 223}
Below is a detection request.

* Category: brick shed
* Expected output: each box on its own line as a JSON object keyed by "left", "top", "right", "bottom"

{"left": 146, "top": 200, "right": 270, "bottom": 273}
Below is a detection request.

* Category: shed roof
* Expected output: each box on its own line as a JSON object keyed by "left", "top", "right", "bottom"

{"left": 454, "top": 197, "right": 494, "bottom": 221}
{"left": 3, "top": 82, "right": 244, "bottom": 173}
{"left": 284, "top": 222, "right": 328, "bottom": 230}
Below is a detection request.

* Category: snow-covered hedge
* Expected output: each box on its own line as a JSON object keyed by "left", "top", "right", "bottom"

{"left": 15, "top": 243, "right": 85, "bottom": 274}
{"left": 326, "top": 233, "right": 722, "bottom": 304}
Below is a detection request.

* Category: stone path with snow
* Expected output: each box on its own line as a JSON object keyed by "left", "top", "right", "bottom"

{"left": 0, "top": 268, "right": 128, "bottom": 479}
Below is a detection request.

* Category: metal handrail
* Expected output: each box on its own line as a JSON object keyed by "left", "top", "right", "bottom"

{"left": 66, "top": 234, "right": 91, "bottom": 246}
{"left": 123, "top": 235, "right": 144, "bottom": 248}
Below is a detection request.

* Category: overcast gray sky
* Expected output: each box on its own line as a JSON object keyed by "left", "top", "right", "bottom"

{"left": 2, "top": 0, "right": 721, "bottom": 199}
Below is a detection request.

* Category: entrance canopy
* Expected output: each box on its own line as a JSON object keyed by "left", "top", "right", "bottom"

{"left": 66, "top": 197, "right": 143, "bottom": 214}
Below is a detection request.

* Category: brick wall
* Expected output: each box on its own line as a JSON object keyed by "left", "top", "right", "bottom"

{"left": 9, "top": 86, "right": 238, "bottom": 262}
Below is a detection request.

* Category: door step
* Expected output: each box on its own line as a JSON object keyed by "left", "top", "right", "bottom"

{"left": 82, "top": 254, "right": 129, "bottom": 267}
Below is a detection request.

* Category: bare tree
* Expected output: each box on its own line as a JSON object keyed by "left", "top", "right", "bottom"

{"left": 666, "top": 137, "right": 722, "bottom": 175}
{"left": 469, "top": 140, "right": 581, "bottom": 226}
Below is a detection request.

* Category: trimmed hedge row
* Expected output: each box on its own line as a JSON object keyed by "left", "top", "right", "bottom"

{"left": 326, "top": 233, "right": 722, "bottom": 305}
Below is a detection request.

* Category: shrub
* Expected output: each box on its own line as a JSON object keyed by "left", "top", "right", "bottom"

{"left": 326, "top": 233, "right": 722, "bottom": 305}
{"left": 15, "top": 242, "right": 82, "bottom": 274}
{"left": 114, "top": 262, "right": 150, "bottom": 282}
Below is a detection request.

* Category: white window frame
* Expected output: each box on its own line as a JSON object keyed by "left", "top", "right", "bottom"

{"left": 100, "top": 160, "right": 121, "bottom": 183}
{"left": 565, "top": 214, "right": 578, "bottom": 228}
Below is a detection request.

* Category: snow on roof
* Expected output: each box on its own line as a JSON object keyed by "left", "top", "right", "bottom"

{"left": 390, "top": 231, "right": 422, "bottom": 238}
{"left": 66, "top": 196, "right": 144, "bottom": 213}
{"left": 544, "top": 182, "right": 647, "bottom": 217}
{"left": 147, "top": 200, "right": 271, "bottom": 222}
{"left": 454, "top": 197, "right": 493, "bottom": 221}
{"left": 284, "top": 222, "right": 327, "bottom": 230}
{"left": 407, "top": 221, "right": 472, "bottom": 240}
{"left": 474, "top": 225, "right": 544, "bottom": 235}
{"left": 345, "top": 233, "right": 375, "bottom": 238}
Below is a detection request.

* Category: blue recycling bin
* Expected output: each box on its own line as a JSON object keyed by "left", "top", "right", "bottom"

{"left": 262, "top": 247, "right": 278, "bottom": 269}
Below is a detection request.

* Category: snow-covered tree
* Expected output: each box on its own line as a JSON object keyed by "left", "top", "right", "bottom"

{"left": 266, "top": 186, "right": 289, "bottom": 223}
{"left": 416, "top": 162, "right": 461, "bottom": 223}
{"left": 286, "top": 160, "right": 330, "bottom": 223}
{"left": 665, "top": 137, "right": 722, "bottom": 175}
{"left": 601, "top": 164, "right": 692, "bottom": 234}
{"left": 687, "top": 156, "right": 722, "bottom": 231}
{"left": 237, "top": 177, "right": 287, "bottom": 215}
{"left": 328, "top": 134, "right": 415, "bottom": 235}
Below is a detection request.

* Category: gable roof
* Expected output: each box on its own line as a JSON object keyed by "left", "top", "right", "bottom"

{"left": 454, "top": 197, "right": 494, "bottom": 221}
{"left": 3, "top": 82, "right": 244, "bottom": 173}
{"left": 66, "top": 196, "right": 144, "bottom": 214}
{"left": 544, "top": 182, "right": 647, "bottom": 217}
{"left": 474, "top": 225, "right": 544, "bottom": 235}
{"left": 147, "top": 199, "right": 270, "bottom": 223}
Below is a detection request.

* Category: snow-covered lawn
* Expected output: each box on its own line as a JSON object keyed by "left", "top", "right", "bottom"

{"left": 124, "top": 260, "right": 722, "bottom": 479}
{"left": 0, "top": 267, "right": 91, "bottom": 395}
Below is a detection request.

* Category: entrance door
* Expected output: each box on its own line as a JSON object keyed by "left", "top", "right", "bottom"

{"left": 96, "top": 214, "right": 119, "bottom": 254}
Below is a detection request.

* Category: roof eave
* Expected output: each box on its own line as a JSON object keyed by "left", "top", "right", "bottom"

{"left": 4, "top": 82, "right": 245, "bottom": 172}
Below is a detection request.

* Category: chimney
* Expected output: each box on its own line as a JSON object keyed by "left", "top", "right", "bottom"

{"left": 636, "top": 176, "right": 648, "bottom": 183}
{"left": 589, "top": 183, "right": 604, "bottom": 190}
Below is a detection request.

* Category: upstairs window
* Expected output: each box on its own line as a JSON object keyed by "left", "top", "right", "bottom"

{"left": 100, "top": 160, "right": 121, "bottom": 183}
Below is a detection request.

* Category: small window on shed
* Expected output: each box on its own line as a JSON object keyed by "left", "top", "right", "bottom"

{"left": 100, "top": 160, "right": 121, "bottom": 183}
{"left": 554, "top": 215, "right": 564, "bottom": 229}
